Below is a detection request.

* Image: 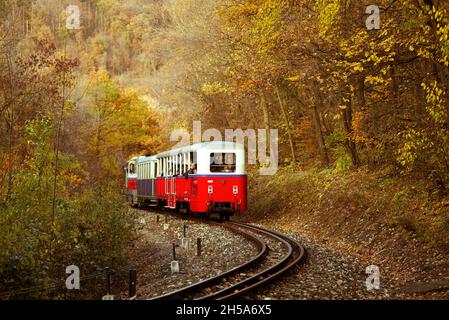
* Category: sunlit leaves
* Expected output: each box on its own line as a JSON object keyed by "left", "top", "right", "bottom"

{"left": 201, "top": 82, "right": 233, "bottom": 95}
{"left": 397, "top": 81, "right": 449, "bottom": 175}
{"left": 422, "top": 81, "right": 446, "bottom": 125}
{"left": 250, "top": 0, "right": 288, "bottom": 56}
{"left": 84, "top": 70, "right": 161, "bottom": 179}
{"left": 315, "top": 0, "right": 342, "bottom": 41}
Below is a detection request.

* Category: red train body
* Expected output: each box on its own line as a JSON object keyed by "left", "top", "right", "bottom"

{"left": 155, "top": 175, "right": 247, "bottom": 214}
{"left": 125, "top": 142, "right": 247, "bottom": 220}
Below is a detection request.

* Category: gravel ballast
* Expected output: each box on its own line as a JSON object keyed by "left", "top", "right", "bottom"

{"left": 124, "top": 210, "right": 258, "bottom": 299}
{"left": 243, "top": 224, "right": 449, "bottom": 300}
{"left": 124, "top": 209, "right": 448, "bottom": 300}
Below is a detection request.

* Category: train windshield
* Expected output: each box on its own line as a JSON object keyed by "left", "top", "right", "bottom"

{"left": 210, "top": 153, "right": 236, "bottom": 173}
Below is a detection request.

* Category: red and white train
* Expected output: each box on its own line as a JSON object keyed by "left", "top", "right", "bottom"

{"left": 125, "top": 141, "right": 247, "bottom": 220}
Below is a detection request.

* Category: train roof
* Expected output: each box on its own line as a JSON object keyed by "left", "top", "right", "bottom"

{"left": 154, "top": 141, "right": 244, "bottom": 158}
{"left": 126, "top": 155, "right": 156, "bottom": 163}
{"left": 135, "top": 155, "right": 157, "bottom": 163}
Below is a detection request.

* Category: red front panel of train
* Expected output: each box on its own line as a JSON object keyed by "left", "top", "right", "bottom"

{"left": 156, "top": 175, "right": 247, "bottom": 213}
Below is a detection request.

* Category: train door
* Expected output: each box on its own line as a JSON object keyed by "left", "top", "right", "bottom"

{"left": 191, "top": 179, "right": 197, "bottom": 197}
{"left": 170, "top": 176, "right": 176, "bottom": 208}
{"left": 171, "top": 154, "right": 178, "bottom": 208}
{"left": 189, "top": 151, "right": 196, "bottom": 196}
{"left": 150, "top": 160, "right": 156, "bottom": 201}
{"left": 163, "top": 155, "right": 173, "bottom": 208}
{"left": 165, "top": 176, "right": 170, "bottom": 204}
{"left": 164, "top": 155, "right": 169, "bottom": 205}
{"left": 187, "top": 178, "right": 196, "bottom": 212}
{"left": 165, "top": 156, "right": 171, "bottom": 207}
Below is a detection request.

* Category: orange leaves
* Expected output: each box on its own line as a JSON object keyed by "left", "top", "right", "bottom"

{"left": 351, "top": 111, "right": 374, "bottom": 147}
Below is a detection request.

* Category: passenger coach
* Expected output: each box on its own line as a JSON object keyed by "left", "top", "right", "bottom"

{"left": 125, "top": 141, "right": 247, "bottom": 220}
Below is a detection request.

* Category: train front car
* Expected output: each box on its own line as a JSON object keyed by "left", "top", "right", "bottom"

{"left": 155, "top": 141, "right": 247, "bottom": 220}
{"left": 192, "top": 142, "right": 247, "bottom": 219}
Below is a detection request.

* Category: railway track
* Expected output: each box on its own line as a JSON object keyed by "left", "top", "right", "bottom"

{"left": 148, "top": 218, "right": 306, "bottom": 300}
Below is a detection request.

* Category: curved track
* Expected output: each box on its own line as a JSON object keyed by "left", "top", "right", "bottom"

{"left": 148, "top": 218, "right": 306, "bottom": 300}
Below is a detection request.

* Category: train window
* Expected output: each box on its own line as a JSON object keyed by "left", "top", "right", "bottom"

{"left": 164, "top": 157, "right": 167, "bottom": 176}
{"left": 190, "top": 151, "right": 197, "bottom": 170}
{"left": 169, "top": 157, "right": 173, "bottom": 176}
{"left": 154, "top": 162, "right": 158, "bottom": 179}
{"left": 190, "top": 151, "right": 196, "bottom": 164}
{"left": 210, "top": 153, "right": 236, "bottom": 173}
{"left": 167, "top": 157, "right": 170, "bottom": 176}
{"left": 175, "top": 155, "right": 179, "bottom": 175}
{"left": 179, "top": 154, "right": 183, "bottom": 175}
{"left": 129, "top": 163, "right": 135, "bottom": 174}
{"left": 161, "top": 159, "right": 164, "bottom": 176}
{"left": 164, "top": 158, "right": 167, "bottom": 176}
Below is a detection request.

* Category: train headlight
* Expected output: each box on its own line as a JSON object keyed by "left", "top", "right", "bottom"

{"left": 208, "top": 185, "right": 213, "bottom": 194}
{"left": 233, "top": 186, "right": 238, "bottom": 195}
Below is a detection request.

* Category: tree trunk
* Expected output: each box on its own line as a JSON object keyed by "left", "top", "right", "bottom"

{"left": 342, "top": 97, "right": 360, "bottom": 167}
{"left": 275, "top": 85, "right": 296, "bottom": 165}
{"left": 259, "top": 90, "right": 270, "bottom": 144}
{"left": 255, "top": 90, "right": 271, "bottom": 168}
{"left": 51, "top": 41, "right": 68, "bottom": 225}
{"left": 6, "top": 53, "right": 14, "bottom": 203}
{"left": 356, "top": 75, "right": 366, "bottom": 112}
{"left": 311, "top": 104, "right": 330, "bottom": 165}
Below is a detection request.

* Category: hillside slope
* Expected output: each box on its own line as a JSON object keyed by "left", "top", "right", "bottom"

{"left": 241, "top": 167, "right": 449, "bottom": 297}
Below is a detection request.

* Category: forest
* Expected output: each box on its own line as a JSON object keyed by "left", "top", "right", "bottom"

{"left": 1, "top": 0, "right": 449, "bottom": 298}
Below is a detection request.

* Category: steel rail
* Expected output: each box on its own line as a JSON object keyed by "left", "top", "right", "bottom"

{"left": 148, "top": 221, "right": 268, "bottom": 300}
{"left": 147, "top": 216, "right": 306, "bottom": 300}
{"left": 211, "top": 222, "right": 306, "bottom": 300}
